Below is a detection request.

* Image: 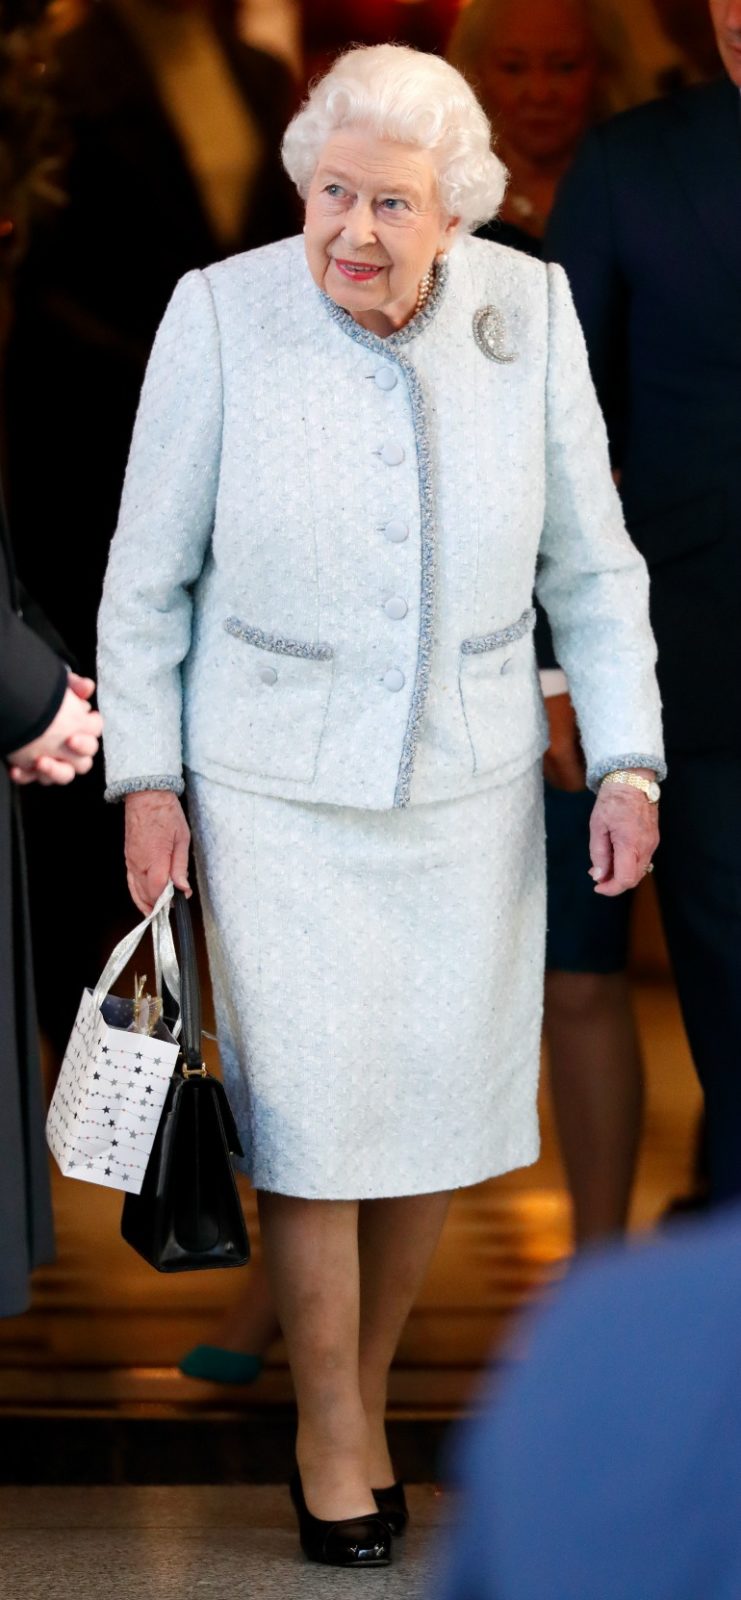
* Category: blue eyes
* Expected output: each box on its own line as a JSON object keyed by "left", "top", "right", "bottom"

{"left": 323, "top": 186, "right": 409, "bottom": 212}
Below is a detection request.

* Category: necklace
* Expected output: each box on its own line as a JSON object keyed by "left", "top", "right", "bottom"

{"left": 415, "top": 262, "right": 435, "bottom": 315}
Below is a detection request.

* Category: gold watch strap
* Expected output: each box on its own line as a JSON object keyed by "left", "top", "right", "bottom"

{"left": 601, "top": 771, "right": 660, "bottom": 802}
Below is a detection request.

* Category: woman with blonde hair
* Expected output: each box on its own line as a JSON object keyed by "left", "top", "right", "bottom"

{"left": 449, "top": 0, "right": 647, "bottom": 243}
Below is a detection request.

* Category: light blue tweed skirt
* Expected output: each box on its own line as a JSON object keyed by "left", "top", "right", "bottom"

{"left": 187, "top": 764, "right": 545, "bottom": 1200}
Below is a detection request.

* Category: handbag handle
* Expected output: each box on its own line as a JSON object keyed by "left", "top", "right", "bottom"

{"left": 170, "top": 889, "right": 204, "bottom": 1073}
{"left": 91, "top": 881, "right": 182, "bottom": 1037}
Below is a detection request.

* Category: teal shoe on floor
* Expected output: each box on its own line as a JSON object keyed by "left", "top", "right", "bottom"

{"left": 178, "top": 1345, "right": 264, "bottom": 1385}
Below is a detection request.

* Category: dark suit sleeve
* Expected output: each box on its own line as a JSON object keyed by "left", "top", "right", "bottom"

{"left": 545, "top": 127, "right": 630, "bottom": 467}
{"left": 16, "top": 582, "right": 79, "bottom": 669}
{"left": 0, "top": 595, "right": 68, "bottom": 756}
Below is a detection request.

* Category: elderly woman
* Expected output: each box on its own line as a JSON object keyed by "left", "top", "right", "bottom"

{"left": 98, "top": 44, "right": 663, "bottom": 1569}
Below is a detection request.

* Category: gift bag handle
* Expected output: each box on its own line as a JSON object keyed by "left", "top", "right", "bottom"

{"left": 91, "top": 882, "right": 182, "bottom": 1039}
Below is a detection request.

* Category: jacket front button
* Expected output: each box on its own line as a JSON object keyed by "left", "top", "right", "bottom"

{"left": 375, "top": 366, "right": 398, "bottom": 391}
{"left": 258, "top": 665, "right": 278, "bottom": 685}
{"left": 384, "top": 518, "right": 408, "bottom": 543}
{"left": 380, "top": 441, "right": 405, "bottom": 466}
{"left": 383, "top": 668, "right": 405, "bottom": 692}
{"left": 384, "top": 596, "right": 408, "bottom": 620}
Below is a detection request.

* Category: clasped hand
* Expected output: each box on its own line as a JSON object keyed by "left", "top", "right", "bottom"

{"left": 8, "top": 672, "right": 103, "bottom": 786}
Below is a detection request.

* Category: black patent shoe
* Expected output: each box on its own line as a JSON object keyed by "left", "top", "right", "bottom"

{"left": 373, "top": 1481, "right": 409, "bottom": 1536}
{"left": 289, "top": 1472, "right": 392, "bottom": 1568}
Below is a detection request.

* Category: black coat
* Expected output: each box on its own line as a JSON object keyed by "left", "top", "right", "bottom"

{"left": 546, "top": 78, "right": 741, "bottom": 754}
{"left": 0, "top": 495, "right": 63, "bottom": 1316}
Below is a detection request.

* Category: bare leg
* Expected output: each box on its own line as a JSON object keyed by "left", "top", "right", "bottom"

{"left": 358, "top": 1191, "right": 452, "bottom": 1487}
{"left": 257, "top": 1191, "right": 375, "bottom": 1521}
{"left": 545, "top": 970, "right": 644, "bottom": 1246}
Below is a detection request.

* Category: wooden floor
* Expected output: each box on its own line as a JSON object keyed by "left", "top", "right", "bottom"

{"left": 0, "top": 974, "right": 701, "bottom": 1427}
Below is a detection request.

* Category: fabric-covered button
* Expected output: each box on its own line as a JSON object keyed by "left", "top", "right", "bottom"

{"left": 375, "top": 366, "right": 398, "bottom": 391}
{"left": 384, "top": 596, "right": 408, "bottom": 620}
{"left": 384, "top": 518, "right": 409, "bottom": 543}
{"left": 381, "top": 441, "right": 405, "bottom": 466}
{"left": 258, "top": 665, "right": 278, "bottom": 685}
{"left": 383, "top": 668, "right": 405, "bottom": 692}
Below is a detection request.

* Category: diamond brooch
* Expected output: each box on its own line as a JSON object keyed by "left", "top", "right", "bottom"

{"left": 473, "top": 305, "right": 516, "bottom": 363}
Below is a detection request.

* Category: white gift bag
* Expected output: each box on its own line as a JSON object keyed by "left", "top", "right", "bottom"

{"left": 46, "top": 882, "right": 183, "bottom": 1195}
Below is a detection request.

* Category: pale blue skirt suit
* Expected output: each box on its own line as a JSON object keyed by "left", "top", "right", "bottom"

{"left": 97, "top": 234, "right": 664, "bottom": 1199}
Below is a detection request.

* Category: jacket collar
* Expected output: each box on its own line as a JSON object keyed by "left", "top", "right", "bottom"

{"left": 317, "top": 255, "right": 450, "bottom": 356}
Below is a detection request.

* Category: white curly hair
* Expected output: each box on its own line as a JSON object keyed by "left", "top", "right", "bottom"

{"left": 281, "top": 44, "right": 508, "bottom": 234}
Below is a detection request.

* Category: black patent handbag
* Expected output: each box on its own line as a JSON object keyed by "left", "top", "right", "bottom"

{"left": 121, "top": 889, "right": 250, "bottom": 1272}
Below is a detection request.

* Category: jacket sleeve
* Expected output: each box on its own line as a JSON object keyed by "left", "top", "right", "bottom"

{"left": 96, "top": 269, "right": 223, "bottom": 800}
{"left": 535, "top": 263, "right": 664, "bottom": 790}
{"left": 0, "top": 596, "right": 68, "bottom": 757}
{"left": 545, "top": 127, "right": 630, "bottom": 467}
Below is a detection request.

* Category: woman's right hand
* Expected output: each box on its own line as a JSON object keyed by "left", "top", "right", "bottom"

{"left": 124, "top": 790, "right": 192, "bottom": 915}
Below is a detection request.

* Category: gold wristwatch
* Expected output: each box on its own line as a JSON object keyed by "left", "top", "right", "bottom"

{"left": 601, "top": 770, "right": 661, "bottom": 804}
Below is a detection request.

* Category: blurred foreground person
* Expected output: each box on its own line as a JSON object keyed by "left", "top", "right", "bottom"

{"left": 450, "top": 0, "right": 649, "bottom": 1246}
{"left": 548, "top": 0, "right": 741, "bottom": 1206}
{"left": 440, "top": 1207, "right": 741, "bottom": 1600}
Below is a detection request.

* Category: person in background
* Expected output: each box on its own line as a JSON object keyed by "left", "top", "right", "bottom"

{"left": 547, "top": 0, "right": 741, "bottom": 1207}
{"left": 438, "top": 1206, "right": 741, "bottom": 1600}
{"left": 448, "top": 0, "right": 652, "bottom": 1246}
{"left": 3, "top": 0, "right": 299, "bottom": 1061}
{"left": 1, "top": 490, "right": 102, "bottom": 1318}
{"left": 0, "top": 2, "right": 103, "bottom": 1320}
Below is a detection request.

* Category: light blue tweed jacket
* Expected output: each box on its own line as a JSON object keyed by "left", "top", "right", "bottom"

{"left": 97, "top": 232, "right": 664, "bottom": 809}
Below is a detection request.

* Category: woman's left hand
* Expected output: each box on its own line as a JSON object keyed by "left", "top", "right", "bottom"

{"left": 588, "top": 780, "right": 659, "bottom": 896}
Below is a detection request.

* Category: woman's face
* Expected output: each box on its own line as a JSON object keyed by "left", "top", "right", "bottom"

{"left": 304, "top": 128, "right": 459, "bottom": 331}
{"left": 481, "top": 0, "right": 599, "bottom": 165}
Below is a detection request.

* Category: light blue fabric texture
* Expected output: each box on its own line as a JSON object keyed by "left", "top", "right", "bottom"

{"left": 97, "top": 232, "right": 664, "bottom": 808}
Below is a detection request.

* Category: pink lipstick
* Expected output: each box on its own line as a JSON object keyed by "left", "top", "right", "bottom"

{"left": 334, "top": 259, "right": 383, "bottom": 282}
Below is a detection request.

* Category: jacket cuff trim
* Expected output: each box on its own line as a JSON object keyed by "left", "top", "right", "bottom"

{"left": 104, "top": 775, "right": 185, "bottom": 803}
{"left": 588, "top": 753, "right": 667, "bottom": 793}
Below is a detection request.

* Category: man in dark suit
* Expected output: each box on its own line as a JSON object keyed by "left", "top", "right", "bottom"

{"left": 546, "top": 0, "right": 741, "bottom": 1205}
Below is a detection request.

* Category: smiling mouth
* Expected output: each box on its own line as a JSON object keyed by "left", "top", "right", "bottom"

{"left": 333, "top": 259, "right": 384, "bottom": 281}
